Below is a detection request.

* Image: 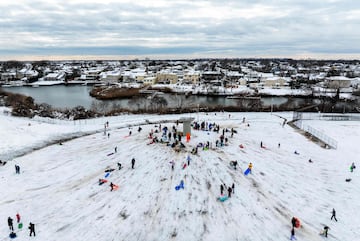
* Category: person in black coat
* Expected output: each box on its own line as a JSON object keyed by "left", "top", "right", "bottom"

{"left": 290, "top": 228, "right": 295, "bottom": 240}
{"left": 29, "top": 222, "right": 35, "bottom": 236}
{"left": 291, "top": 217, "right": 296, "bottom": 228}
{"left": 220, "top": 184, "right": 224, "bottom": 195}
{"left": 131, "top": 158, "right": 135, "bottom": 169}
{"left": 227, "top": 187, "right": 232, "bottom": 197}
{"left": 323, "top": 226, "right": 330, "bottom": 237}
{"left": 15, "top": 165, "right": 20, "bottom": 174}
{"left": 330, "top": 208, "right": 337, "bottom": 222}
{"left": 8, "top": 217, "right": 13, "bottom": 231}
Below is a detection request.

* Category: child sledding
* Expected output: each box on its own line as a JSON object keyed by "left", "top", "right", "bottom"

{"left": 99, "top": 179, "right": 108, "bottom": 185}
{"left": 244, "top": 162, "right": 252, "bottom": 175}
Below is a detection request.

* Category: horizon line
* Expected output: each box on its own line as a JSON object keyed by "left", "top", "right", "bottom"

{"left": 1, "top": 53, "right": 360, "bottom": 62}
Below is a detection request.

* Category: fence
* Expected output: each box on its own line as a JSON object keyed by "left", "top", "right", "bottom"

{"left": 293, "top": 120, "right": 338, "bottom": 149}
{"left": 293, "top": 112, "right": 360, "bottom": 121}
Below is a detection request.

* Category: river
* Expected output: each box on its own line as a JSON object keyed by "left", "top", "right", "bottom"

{"left": 3, "top": 85, "right": 357, "bottom": 112}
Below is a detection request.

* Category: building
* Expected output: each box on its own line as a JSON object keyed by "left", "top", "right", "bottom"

{"left": 183, "top": 71, "right": 200, "bottom": 84}
{"left": 44, "top": 72, "right": 65, "bottom": 81}
{"left": 156, "top": 70, "right": 178, "bottom": 84}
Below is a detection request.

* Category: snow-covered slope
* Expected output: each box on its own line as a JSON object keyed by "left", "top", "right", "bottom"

{"left": 0, "top": 110, "right": 359, "bottom": 241}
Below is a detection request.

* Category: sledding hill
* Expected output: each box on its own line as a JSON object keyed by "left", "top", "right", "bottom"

{"left": 1, "top": 111, "right": 359, "bottom": 241}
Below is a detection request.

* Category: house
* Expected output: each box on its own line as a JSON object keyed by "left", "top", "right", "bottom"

{"left": 201, "top": 71, "right": 223, "bottom": 83}
{"left": 263, "top": 76, "right": 289, "bottom": 88}
{"left": 156, "top": 70, "right": 178, "bottom": 84}
{"left": 143, "top": 76, "right": 156, "bottom": 86}
{"left": 325, "top": 76, "right": 352, "bottom": 88}
{"left": 44, "top": 72, "right": 65, "bottom": 81}
{"left": 100, "top": 71, "right": 121, "bottom": 84}
{"left": 1, "top": 72, "right": 17, "bottom": 82}
{"left": 183, "top": 71, "right": 200, "bottom": 84}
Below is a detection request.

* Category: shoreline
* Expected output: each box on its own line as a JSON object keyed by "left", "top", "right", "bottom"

{"left": 1, "top": 81, "right": 358, "bottom": 101}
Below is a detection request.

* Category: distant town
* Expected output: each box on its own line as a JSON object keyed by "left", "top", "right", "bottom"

{"left": 1, "top": 59, "right": 360, "bottom": 100}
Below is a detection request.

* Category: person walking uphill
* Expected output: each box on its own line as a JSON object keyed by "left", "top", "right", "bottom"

{"left": 8, "top": 217, "right": 14, "bottom": 231}
{"left": 28, "top": 222, "right": 35, "bottom": 236}
{"left": 330, "top": 208, "right": 337, "bottom": 222}
{"left": 131, "top": 158, "right": 135, "bottom": 169}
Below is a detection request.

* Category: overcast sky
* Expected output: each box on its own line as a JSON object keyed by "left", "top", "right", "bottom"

{"left": 0, "top": 0, "right": 359, "bottom": 60}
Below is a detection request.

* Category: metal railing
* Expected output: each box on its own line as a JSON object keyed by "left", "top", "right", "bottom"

{"left": 293, "top": 119, "right": 338, "bottom": 149}
{"left": 293, "top": 112, "right": 360, "bottom": 121}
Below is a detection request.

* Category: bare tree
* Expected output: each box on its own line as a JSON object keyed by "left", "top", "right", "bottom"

{"left": 149, "top": 96, "right": 168, "bottom": 112}
{"left": 128, "top": 96, "right": 146, "bottom": 111}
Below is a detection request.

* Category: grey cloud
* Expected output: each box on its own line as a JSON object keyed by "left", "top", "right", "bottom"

{"left": 0, "top": 0, "right": 359, "bottom": 58}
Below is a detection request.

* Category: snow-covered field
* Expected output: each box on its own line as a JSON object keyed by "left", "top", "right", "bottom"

{"left": 0, "top": 108, "right": 359, "bottom": 241}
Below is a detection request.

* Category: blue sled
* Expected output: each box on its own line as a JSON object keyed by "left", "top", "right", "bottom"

{"left": 218, "top": 196, "right": 228, "bottom": 202}
{"left": 244, "top": 168, "right": 251, "bottom": 175}
{"left": 175, "top": 180, "right": 185, "bottom": 190}
{"left": 104, "top": 172, "right": 111, "bottom": 178}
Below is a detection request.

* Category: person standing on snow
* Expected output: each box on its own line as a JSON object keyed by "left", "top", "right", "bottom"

{"left": 350, "top": 162, "right": 356, "bottom": 172}
{"left": 131, "top": 158, "right": 135, "bottom": 169}
{"left": 291, "top": 217, "right": 297, "bottom": 228}
{"left": 110, "top": 182, "right": 114, "bottom": 191}
{"left": 7, "top": 217, "right": 14, "bottom": 231}
{"left": 330, "top": 208, "right": 337, "bottom": 222}
{"left": 16, "top": 213, "right": 20, "bottom": 223}
{"left": 290, "top": 228, "right": 296, "bottom": 240}
{"left": 233, "top": 160, "right": 238, "bottom": 170}
{"left": 220, "top": 184, "right": 224, "bottom": 195}
{"left": 232, "top": 183, "right": 235, "bottom": 194}
{"left": 323, "top": 226, "right": 330, "bottom": 238}
{"left": 15, "top": 165, "right": 20, "bottom": 174}
{"left": 248, "top": 162, "right": 253, "bottom": 173}
{"left": 28, "top": 222, "right": 35, "bottom": 236}
{"left": 227, "top": 186, "right": 232, "bottom": 198}
{"left": 169, "top": 160, "right": 175, "bottom": 170}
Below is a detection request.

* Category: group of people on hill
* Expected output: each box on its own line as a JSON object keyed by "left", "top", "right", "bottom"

{"left": 220, "top": 183, "right": 235, "bottom": 198}
{"left": 7, "top": 213, "right": 35, "bottom": 238}
{"left": 104, "top": 158, "right": 136, "bottom": 191}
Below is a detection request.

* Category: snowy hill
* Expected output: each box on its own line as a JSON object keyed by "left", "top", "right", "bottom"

{"left": 0, "top": 109, "right": 359, "bottom": 241}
